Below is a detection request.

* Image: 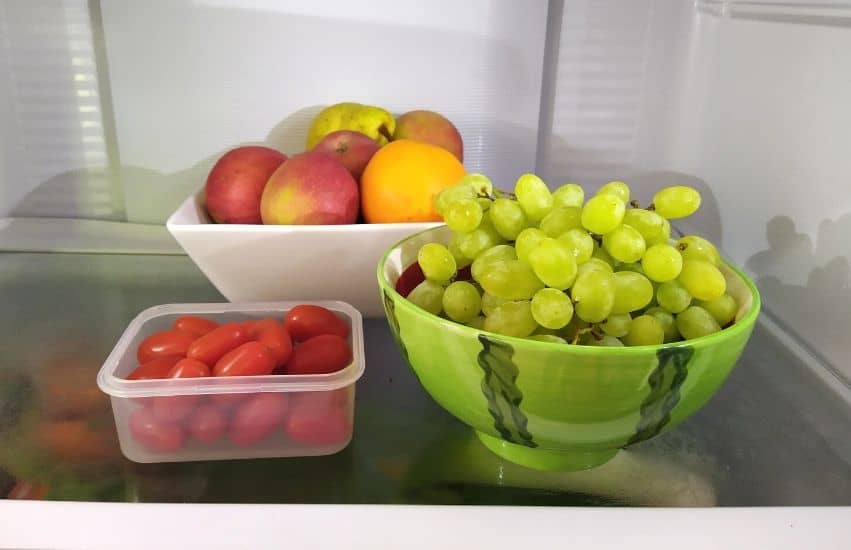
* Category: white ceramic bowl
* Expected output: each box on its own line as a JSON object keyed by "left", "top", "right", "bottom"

{"left": 166, "top": 192, "right": 439, "bottom": 317}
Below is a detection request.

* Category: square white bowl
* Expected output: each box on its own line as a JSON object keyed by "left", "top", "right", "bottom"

{"left": 166, "top": 192, "right": 440, "bottom": 317}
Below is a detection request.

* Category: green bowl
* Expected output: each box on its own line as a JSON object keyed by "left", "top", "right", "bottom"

{"left": 377, "top": 226, "right": 761, "bottom": 471}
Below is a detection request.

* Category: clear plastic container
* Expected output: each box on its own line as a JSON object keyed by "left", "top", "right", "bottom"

{"left": 97, "top": 301, "right": 364, "bottom": 463}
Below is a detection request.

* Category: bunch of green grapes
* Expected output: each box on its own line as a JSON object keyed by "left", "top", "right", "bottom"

{"left": 406, "top": 173, "right": 738, "bottom": 346}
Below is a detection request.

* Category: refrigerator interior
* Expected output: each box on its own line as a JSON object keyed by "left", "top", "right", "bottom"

{"left": 0, "top": 0, "right": 849, "bottom": 501}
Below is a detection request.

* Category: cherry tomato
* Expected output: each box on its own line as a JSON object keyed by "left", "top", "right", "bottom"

{"left": 283, "top": 400, "right": 350, "bottom": 446}
{"left": 294, "top": 388, "right": 350, "bottom": 410}
{"left": 283, "top": 305, "right": 350, "bottom": 342}
{"left": 136, "top": 330, "right": 196, "bottom": 364}
{"left": 210, "top": 393, "right": 249, "bottom": 410}
{"left": 167, "top": 357, "right": 211, "bottom": 378}
{"left": 151, "top": 395, "right": 200, "bottom": 423}
{"left": 129, "top": 407, "right": 186, "bottom": 452}
{"left": 243, "top": 318, "right": 276, "bottom": 338}
{"left": 127, "top": 355, "right": 183, "bottom": 380}
{"left": 187, "top": 322, "right": 249, "bottom": 367}
{"left": 285, "top": 334, "right": 352, "bottom": 375}
{"left": 172, "top": 315, "right": 219, "bottom": 337}
{"left": 229, "top": 393, "right": 289, "bottom": 446}
{"left": 187, "top": 404, "right": 227, "bottom": 443}
{"left": 254, "top": 321, "right": 293, "bottom": 367}
{"left": 213, "top": 341, "right": 276, "bottom": 377}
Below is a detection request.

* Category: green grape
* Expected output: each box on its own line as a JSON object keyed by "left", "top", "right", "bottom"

{"left": 539, "top": 207, "right": 582, "bottom": 237}
{"left": 407, "top": 280, "right": 444, "bottom": 315}
{"left": 652, "top": 186, "right": 701, "bottom": 219}
{"left": 623, "top": 315, "right": 664, "bottom": 346}
{"left": 590, "top": 335, "right": 624, "bottom": 347}
{"left": 457, "top": 173, "right": 493, "bottom": 197}
{"left": 528, "top": 238, "right": 578, "bottom": 290}
{"left": 676, "top": 235, "right": 720, "bottom": 266}
{"left": 457, "top": 217, "right": 502, "bottom": 259}
{"left": 467, "top": 315, "right": 485, "bottom": 330}
{"left": 623, "top": 208, "right": 667, "bottom": 244}
{"left": 646, "top": 306, "right": 680, "bottom": 342}
{"left": 676, "top": 306, "right": 721, "bottom": 340}
{"left": 597, "top": 181, "right": 630, "bottom": 203}
{"left": 515, "top": 227, "right": 547, "bottom": 264}
{"left": 481, "top": 292, "right": 510, "bottom": 316}
{"left": 471, "top": 244, "right": 517, "bottom": 282}
{"left": 577, "top": 257, "right": 614, "bottom": 278}
{"left": 489, "top": 198, "right": 528, "bottom": 240}
{"left": 514, "top": 173, "right": 554, "bottom": 222}
{"left": 434, "top": 183, "right": 476, "bottom": 215}
{"left": 591, "top": 243, "right": 616, "bottom": 267}
{"left": 557, "top": 228, "right": 594, "bottom": 264}
{"left": 656, "top": 280, "right": 692, "bottom": 313}
{"left": 615, "top": 262, "right": 646, "bottom": 275}
{"left": 552, "top": 183, "right": 585, "bottom": 208}
{"left": 478, "top": 259, "right": 545, "bottom": 300}
{"left": 448, "top": 233, "right": 473, "bottom": 268}
{"left": 571, "top": 270, "right": 615, "bottom": 323}
{"left": 483, "top": 300, "right": 538, "bottom": 337}
{"left": 611, "top": 271, "right": 654, "bottom": 314}
{"left": 653, "top": 217, "right": 672, "bottom": 246}
{"left": 442, "top": 281, "right": 482, "bottom": 323}
{"left": 527, "top": 334, "right": 568, "bottom": 344}
{"left": 444, "top": 198, "right": 483, "bottom": 233}
{"left": 695, "top": 294, "right": 738, "bottom": 326}
{"left": 602, "top": 224, "right": 646, "bottom": 263}
{"left": 530, "top": 288, "right": 574, "bottom": 329}
{"left": 417, "top": 243, "right": 457, "bottom": 283}
{"left": 581, "top": 194, "right": 625, "bottom": 235}
{"left": 601, "top": 313, "right": 631, "bottom": 337}
{"left": 678, "top": 260, "right": 726, "bottom": 301}
{"left": 641, "top": 243, "right": 683, "bottom": 282}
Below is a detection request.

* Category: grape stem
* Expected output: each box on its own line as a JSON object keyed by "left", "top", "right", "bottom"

{"left": 647, "top": 203, "right": 656, "bottom": 212}
{"left": 629, "top": 200, "right": 641, "bottom": 209}
{"left": 569, "top": 326, "right": 595, "bottom": 345}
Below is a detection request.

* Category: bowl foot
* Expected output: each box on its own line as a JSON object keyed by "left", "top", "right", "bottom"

{"left": 475, "top": 431, "right": 618, "bottom": 471}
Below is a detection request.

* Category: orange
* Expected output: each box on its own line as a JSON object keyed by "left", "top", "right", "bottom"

{"left": 360, "top": 139, "right": 466, "bottom": 223}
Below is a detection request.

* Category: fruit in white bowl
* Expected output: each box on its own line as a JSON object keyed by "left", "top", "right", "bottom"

{"left": 204, "top": 146, "right": 287, "bottom": 224}
{"left": 260, "top": 151, "right": 359, "bottom": 225}
{"left": 311, "top": 130, "right": 380, "bottom": 181}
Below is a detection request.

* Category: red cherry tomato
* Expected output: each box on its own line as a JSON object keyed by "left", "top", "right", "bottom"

{"left": 151, "top": 395, "right": 199, "bottom": 423}
{"left": 244, "top": 318, "right": 277, "bottom": 338}
{"left": 283, "top": 305, "right": 350, "bottom": 342}
{"left": 187, "top": 404, "right": 227, "bottom": 443}
{"left": 294, "top": 388, "right": 350, "bottom": 410}
{"left": 285, "top": 334, "right": 352, "bottom": 375}
{"left": 187, "top": 322, "right": 249, "bottom": 367}
{"left": 172, "top": 315, "right": 219, "bottom": 337}
{"left": 129, "top": 407, "right": 186, "bottom": 452}
{"left": 213, "top": 341, "right": 276, "bottom": 377}
{"left": 210, "top": 393, "right": 249, "bottom": 410}
{"left": 254, "top": 321, "right": 293, "bottom": 367}
{"left": 229, "top": 393, "right": 289, "bottom": 446}
{"left": 126, "top": 355, "right": 183, "bottom": 380}
{"left": 136, "top": 330, "right": 196, "bottom": 364}
{"left": 283, "top": 399, "right": 350, "bottom": 446}
{"left": 167, "top": 358, "right": 211, "bottom": 378}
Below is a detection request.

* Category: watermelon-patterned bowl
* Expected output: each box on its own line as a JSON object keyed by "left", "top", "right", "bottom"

{"left": 377, "top": 226, "right": 761, "bottom": 471}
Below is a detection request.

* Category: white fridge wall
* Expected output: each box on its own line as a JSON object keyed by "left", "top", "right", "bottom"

{"left": 543, "top": 0, "right": 851, "bottom": 379}
{"left": 98, "top": 0, "right": 549, "bottom": 223}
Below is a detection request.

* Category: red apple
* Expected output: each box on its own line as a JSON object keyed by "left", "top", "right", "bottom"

{"left": 311, "top": 130, "right": 380, "bottom": 181}
{"left": 393, "top": 110, "right": 463, "bottom": 162}
{"left": 205, "top": 146, "right": 287, "bottom": 224}
{"left": 260, "top": 151, "right": 359, "bottom": 225}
